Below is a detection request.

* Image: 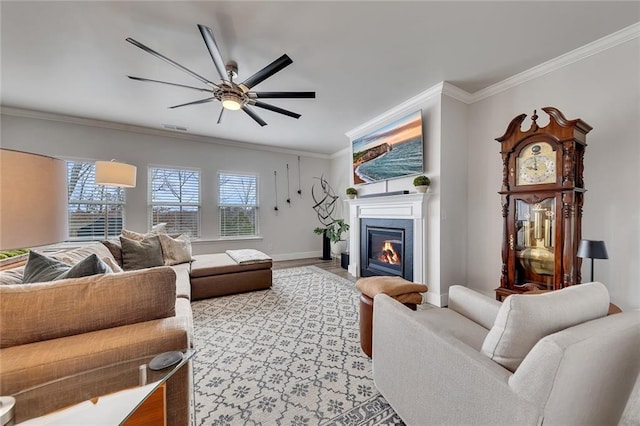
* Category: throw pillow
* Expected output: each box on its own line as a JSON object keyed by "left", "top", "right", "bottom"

{"left": 480, "top": 282, "right": 610, "bottom": 372}
{"left": 158, "top": 234, "right": 193, "bottom": 266}
{"left": 101, "top": 239, "right": 124, "bottom": 267}
{"left": 62, "top": 254, "right": 113, "bottom": 279}
{"left": 22, "top": 251, "right": 73, "bottom": 283}
{"left": 120, "top": 235, "right": 164, "bottom": 270}
{"left": 22, "top": 251, "right": 112, "bottom": 283}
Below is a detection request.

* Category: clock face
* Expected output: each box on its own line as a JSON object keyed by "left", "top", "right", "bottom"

{"left": 516, "top": 142, "right": 557, "bottom": 185}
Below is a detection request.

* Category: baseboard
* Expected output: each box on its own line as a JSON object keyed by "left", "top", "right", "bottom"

{"left": 270, "top": 251, "right": 322, "bottom": 262}
{"left": 424, "top": 290, "right": 448, "bottom": 308}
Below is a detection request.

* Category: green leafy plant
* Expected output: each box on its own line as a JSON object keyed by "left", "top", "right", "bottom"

{"left": 346, "top": 187, "right": 357, "bottom": 195}
{"left": 413, "top": 175, "right": 431, "bottom": 186}
{"left": 0, "top": 248, "right": 30, "bottom": 260}
{"left": 314, "top": 219, "right": 350, "bottom": 243}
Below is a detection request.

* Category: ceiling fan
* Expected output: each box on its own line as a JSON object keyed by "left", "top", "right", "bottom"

{"left": 126, "top": 24, "right": 315, "bottom": 127}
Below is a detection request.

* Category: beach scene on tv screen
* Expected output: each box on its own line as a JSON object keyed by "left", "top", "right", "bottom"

{"left": 352, "top": 110, "right": 424, "bottom": 184}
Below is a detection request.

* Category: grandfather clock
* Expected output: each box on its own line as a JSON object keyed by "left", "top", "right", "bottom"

{"left": 495, "top": 107, "right": 592, "bottom": 301}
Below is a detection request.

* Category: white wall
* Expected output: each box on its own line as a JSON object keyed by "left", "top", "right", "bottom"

{"left": 467, "top": 38, "right": 639, "bottom": 309}
{"left": 333, "top": 35, "right": 639, "bottom": 310}
{"left": 0, "top": 112, "right": 333, "bottom": 260}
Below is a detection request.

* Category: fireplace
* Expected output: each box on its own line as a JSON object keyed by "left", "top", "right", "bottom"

{"left": 360, "top": 218, "right": 413, "bottom": 280}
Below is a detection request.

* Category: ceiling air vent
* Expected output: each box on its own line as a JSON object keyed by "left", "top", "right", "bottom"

{"left": 162, "top": 124, "right": 188, "bottom": 132}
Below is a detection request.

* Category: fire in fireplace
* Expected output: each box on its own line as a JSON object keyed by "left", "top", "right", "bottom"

{"left": 378, "top": 240, "right": 401, "bottom": 265}
{"left": 360, "top": 218, "right": 413, "bottom": 280}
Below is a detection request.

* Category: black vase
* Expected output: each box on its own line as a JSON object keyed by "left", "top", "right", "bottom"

{"left": 321, "top": 229, "right": 332, "bottom": 260}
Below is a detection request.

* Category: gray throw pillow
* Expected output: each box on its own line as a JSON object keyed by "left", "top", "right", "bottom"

{"left": 22, "top": 251, "right": 112, "bottom": 283}
{"left": 22, "top": 251, "right": 71, "bottom": 283}
{"left": 61, "top": 254, "right": 112, "bottom": 279}
{"left": 120, "top": 235, "right": 164, "bottom": 270}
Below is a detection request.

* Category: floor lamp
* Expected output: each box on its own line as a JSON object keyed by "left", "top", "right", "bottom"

{"left": 0, "top": 149, "right": 68, "bottom": 251}
{"left": 95, "top": 160, "right": 137, "bottom": 238}
{"left": 577, "top": 239, "right": 608, "bottom": 282}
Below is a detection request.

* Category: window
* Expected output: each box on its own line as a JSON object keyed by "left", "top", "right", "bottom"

{"left": 218, "top": 172, "right": 258, "bottom": 237}
{"left": 67, "top": 161, "right": 125, "bottom": 240}
{"left": 149, "top": 167, "right": 200, "bottom": 236}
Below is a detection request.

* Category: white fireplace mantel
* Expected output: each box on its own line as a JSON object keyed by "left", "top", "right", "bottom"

{"left": 346, "top": 192, "right": 429, "bottom": 284}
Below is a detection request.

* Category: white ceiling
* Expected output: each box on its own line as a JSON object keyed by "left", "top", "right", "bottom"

{"left": 1, "top": 1, "right": 638, "bottom": 155}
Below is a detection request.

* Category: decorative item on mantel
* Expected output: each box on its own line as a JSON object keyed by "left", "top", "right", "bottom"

{"left": 346, "top": 187, "right": 358, "bottom": 199}
{"left": 413, "top": 175, "right": 431, "bottom": 193}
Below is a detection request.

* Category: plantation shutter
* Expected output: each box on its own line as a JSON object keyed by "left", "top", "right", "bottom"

{"left": 218, "top": 172, "right": 258, "bottom": 237}
{"left": 149, "top": 167, "right": 200, "bottom": 236}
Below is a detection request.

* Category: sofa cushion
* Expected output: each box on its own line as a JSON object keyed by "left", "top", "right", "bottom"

{"left": 0, "top": 266, "right": 177, "bottom": 348}
{"left": 159, "top": 234, "right": 193, "bottom": 266}
{"left": 481, "top": 282, "right": 610, "bottom": 372}
{"left": 50, "top": 242, "right": 116, "bottom": 266}
{"left": 190, "top": 253, "right": 272, "bottom": 278}
{"left": 120, "top": 235, "right": 164, "bottom": 270}
{"left": 0, "top": 266, "right": 25, "bottom": 285}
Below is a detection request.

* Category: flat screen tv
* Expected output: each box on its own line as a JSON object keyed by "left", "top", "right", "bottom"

{"left": 352, "top": 110, "right": 424, "bottom": 184}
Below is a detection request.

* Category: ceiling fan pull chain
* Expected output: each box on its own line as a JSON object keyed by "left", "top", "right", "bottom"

{"left": 297, "top": 156, "right": 302, "bottom": 197}
{"left": 274, "top": 170, "right": 279, "bottom": 212}
{"left": 286, "top": 163, "right": 291, "bottom": 205}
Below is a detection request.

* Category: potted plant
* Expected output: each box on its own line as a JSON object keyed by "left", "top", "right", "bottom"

{"left": 346, "top": 187, "right": 357, "bottom": 199}
{"left": 413, "top": 175, "right": 431, "bottom": 193}
{"left": 314, "top": 219, "right": 350, "bottom": 258}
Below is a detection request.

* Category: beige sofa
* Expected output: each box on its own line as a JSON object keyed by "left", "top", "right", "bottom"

{"left": 372, "top": 283, "right": 640, "bottom": 425}
{"left": 0, "top": 243, "right": 194, "bottom": 425}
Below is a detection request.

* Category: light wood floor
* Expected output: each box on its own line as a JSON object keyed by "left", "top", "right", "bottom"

{"left": 272, "top": 257, "right": 354, "bottom": 281}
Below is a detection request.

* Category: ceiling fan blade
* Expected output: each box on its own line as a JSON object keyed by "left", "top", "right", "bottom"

{"left": 169, "top": 97, "right": 216, "bottom": 109}
{"left": 242, "top": 105, "right": 267, "bottom": 127}
{"left": 128, "top": 76, "right": 213, "bottom": 93}
{"left": 217, "top": 108, "right": 224, "bottom": 124}
{"left": 126, "top": 37, "right": 216, "bottom": 87}
{"left": 252, "top": 101, "right": 301, "bottom": 119}
{"left": 239, "top": 54, "right": 293, "bottom": 92}
{"left": 197, "top": 24, "right": 229, "bottom": 83}
{"left": 249, "top": 91, "right": 316, "bottom": 99}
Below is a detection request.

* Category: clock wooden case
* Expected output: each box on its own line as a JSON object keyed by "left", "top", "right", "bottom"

{"left": 495, "top": 107, "right": 592, "bottom": 301}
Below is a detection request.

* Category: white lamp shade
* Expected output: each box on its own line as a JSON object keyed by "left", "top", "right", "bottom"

{"left": 95, "top": 161, "right": 137, "bottom": 188}
{"left": 0, "top": 149, "right": 69, "bottom": 250}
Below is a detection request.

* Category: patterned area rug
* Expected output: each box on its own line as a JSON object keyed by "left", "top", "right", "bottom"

{"left": 192, "top": 266, "right": 404, "bottom": 425}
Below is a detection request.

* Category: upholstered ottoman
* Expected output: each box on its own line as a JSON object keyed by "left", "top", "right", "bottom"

{"left": 356, "top": 276, "right": 428, "bottom": 357}
{"left": 190, "top": 250, "right": 272, "bottom": 300}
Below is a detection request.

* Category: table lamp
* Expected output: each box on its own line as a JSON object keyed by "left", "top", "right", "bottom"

{"left": 0, "top": 149, "right": 68, "bottom": 251}
{"left": 577, "top": 239, "right": 608, "bottom": 282}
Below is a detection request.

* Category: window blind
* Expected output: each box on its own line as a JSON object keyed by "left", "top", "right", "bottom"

{"left": 67, "top": 161, "right": 125, "bottom": 240}
{"left": 149, "top": 167, "right": 200, "bottom": 236}
{"left": 218, "top": 172, "right": 258, "bottom": 237}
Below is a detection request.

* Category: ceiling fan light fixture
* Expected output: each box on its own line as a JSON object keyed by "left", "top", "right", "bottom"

{"left": 221, "top": 92, "right": 243, "bottom": 110}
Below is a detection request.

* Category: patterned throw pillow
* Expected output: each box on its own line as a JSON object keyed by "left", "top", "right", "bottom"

{"left": 120, "top": 235, "right": 164, "bottom": 270}
{"left": 22, "top": 251, "right": 112, "bottom": 283}
{"left": 158, "top": 234, "right": 193, "bottom": 266}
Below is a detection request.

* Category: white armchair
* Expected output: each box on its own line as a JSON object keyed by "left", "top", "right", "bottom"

{"left": 372, "top": 283, "right": 640, "bottom": 425}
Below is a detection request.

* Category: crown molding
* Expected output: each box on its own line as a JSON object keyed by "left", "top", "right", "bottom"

{"left": 342, "top": 22, "right": 639, "bottom": 147}
{"left": 0, "top": 106, "right": 332, "bottom": 160}
{"left": 330, "top": 145, "right": 351, "bottom": 159}
{"left": 345, "top": 82, "right": 446, "bottom": 140}
{"left": 470, "top": 22, "right": 640, "bottom": 103}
